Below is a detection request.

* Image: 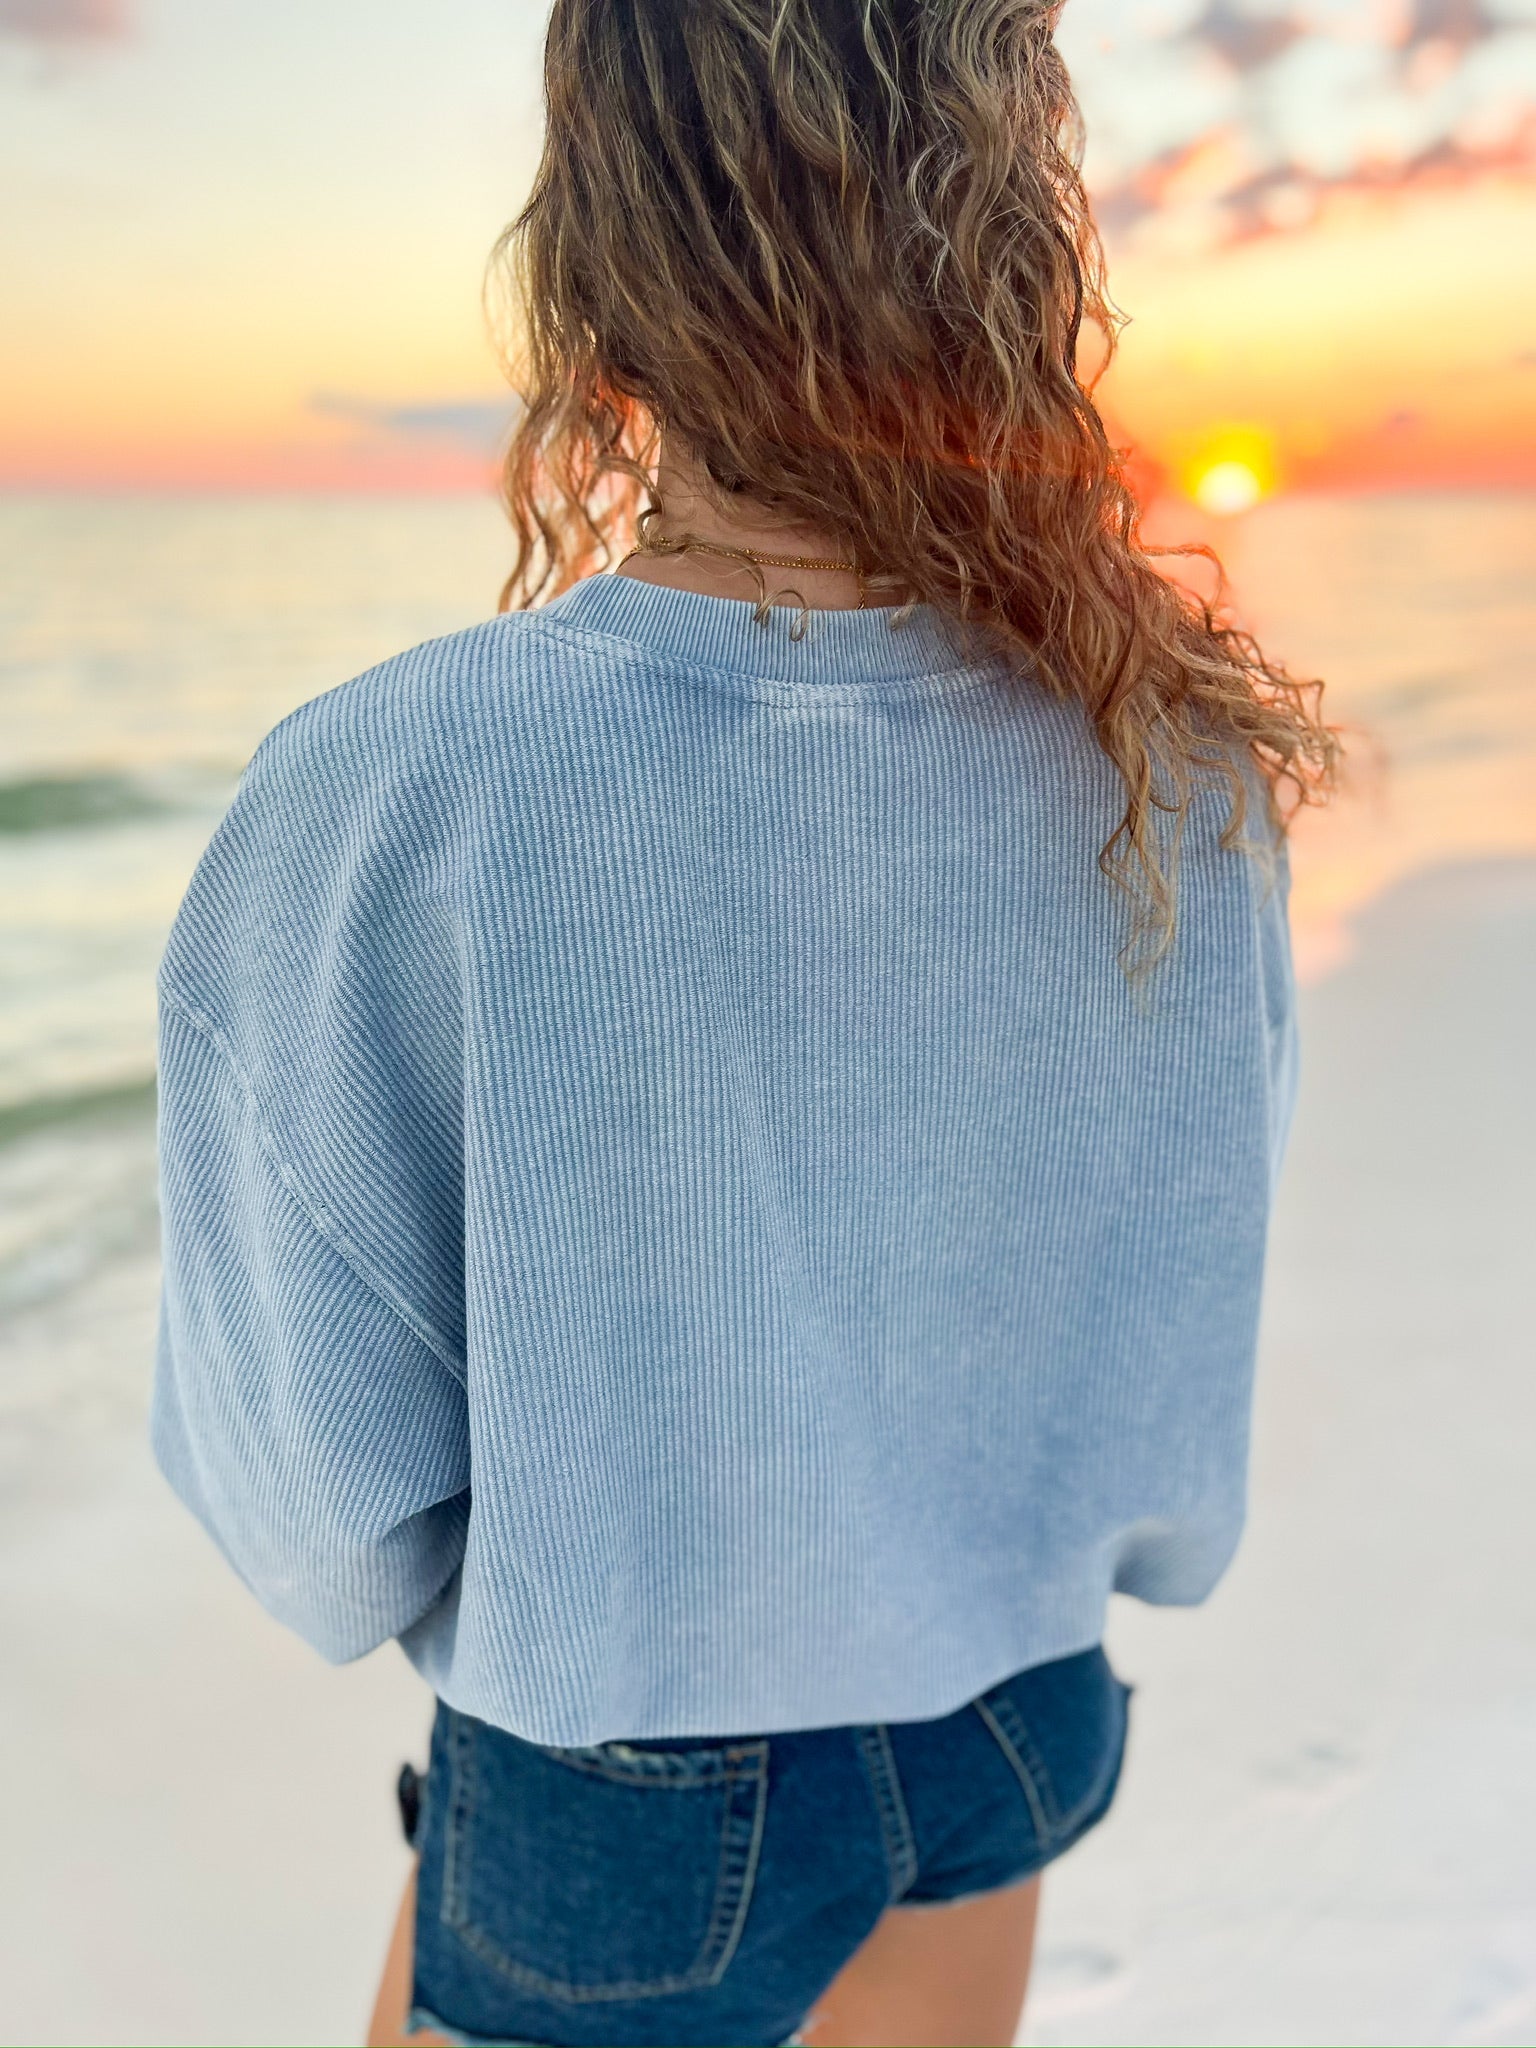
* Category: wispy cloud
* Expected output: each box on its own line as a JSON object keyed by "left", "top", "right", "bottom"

{"left": 0, "top": 0, "right": 131, "bottom": 39}
{"left": 309, "top": 392, "right": 516, "bottom": 457}
{"left": 1184, "top": 0, "right": 1306, "bottom": 74}
{"left": 1061, "top": 0, "right": 1536, "bottom": 250}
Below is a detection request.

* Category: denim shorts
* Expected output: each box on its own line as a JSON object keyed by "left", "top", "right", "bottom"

{"left": 402, "top": 1644, "right": 1133, "bottom": 2048}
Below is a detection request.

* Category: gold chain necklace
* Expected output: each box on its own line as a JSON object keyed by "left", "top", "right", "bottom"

{"left": 619, "top": 526, "right": 868, "bottom": 619}
{"left": 668, "top": 540, "right": 860, "bottom": 575}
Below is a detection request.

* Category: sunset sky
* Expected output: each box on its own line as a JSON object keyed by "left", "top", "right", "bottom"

{"left": 1, "top": 0, "right": 1532, "bottom": 500}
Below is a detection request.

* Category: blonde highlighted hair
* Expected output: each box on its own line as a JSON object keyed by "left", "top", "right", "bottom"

{"left": 494, "top": 0, "right": 1339, "bottom": 969}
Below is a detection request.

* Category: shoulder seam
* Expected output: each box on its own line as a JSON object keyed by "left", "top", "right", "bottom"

{"left": 240, "top": 611, "right": 523, "bottom": 770}
{"left": 158, "top": 982, "right": 468, "bottom": 1389}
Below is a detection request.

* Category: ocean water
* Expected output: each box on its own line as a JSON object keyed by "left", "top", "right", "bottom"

{"left": 0, "top": 493, "right": 511, "bottom": 1327}
{"left": 1, "top": 486, "right": 1532, "bottom": 1330}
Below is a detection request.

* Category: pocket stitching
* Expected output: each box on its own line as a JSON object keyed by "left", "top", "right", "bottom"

{"left": 692, "top": 1739, "right": 771, "bottom": 1988}
{"left": 442, "top": 1720, "right": 770, "bottom": 2003}
{"left": 852, "top": 1724, "right": 920, "bottom": 1902}
{"left": 1046, "top": 1678, "right": 1133, "bottom": 1844}
{"left": 971, "top": 1693, "right": 1059, "bottom": 1842}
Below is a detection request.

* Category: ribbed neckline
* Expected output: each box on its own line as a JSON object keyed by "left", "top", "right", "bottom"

{"left": 531, "top": 571, "right": 1002, "bottom": 702}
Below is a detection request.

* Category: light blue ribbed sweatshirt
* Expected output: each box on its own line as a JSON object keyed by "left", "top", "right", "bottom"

{"left": 151, "top": 571, "right": 1297, "bottom": 1748}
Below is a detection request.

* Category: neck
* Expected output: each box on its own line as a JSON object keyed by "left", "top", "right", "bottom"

{"left": 614, "top": 440, "right": 878, "bottom": 612}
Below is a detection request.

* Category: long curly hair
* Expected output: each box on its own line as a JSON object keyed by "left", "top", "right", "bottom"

{"left": 493, "top": 0, "right": 1339, "bottom": 970}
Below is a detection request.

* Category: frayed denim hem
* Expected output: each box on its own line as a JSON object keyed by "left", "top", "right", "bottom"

{"left": 406, "top": 2003, "right": 804, "bottom": 2047}
{"left": 406, "top": 2002, "right": 548, "bottom": 2047}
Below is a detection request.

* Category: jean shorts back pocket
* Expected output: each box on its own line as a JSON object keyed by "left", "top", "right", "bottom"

{"left": 438, "top": 1707, "right": 770, "bottom": 2004}
{"left": 971, "top": 1645, "right": 1133, "bottom": 1860}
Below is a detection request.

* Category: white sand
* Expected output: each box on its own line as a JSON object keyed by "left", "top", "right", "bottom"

{"left": 2, "top": 857, "right": 1532, "bottom": 2048}
{"left": 1025, "top": 857, "right": 1536, "bottom": 2047}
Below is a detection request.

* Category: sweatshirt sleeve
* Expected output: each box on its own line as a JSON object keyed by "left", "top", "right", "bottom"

{"left": 149, "top": 679, "right": 471, "bottom": 1662}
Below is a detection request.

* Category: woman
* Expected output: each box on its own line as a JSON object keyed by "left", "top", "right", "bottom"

{"left": 151, "top": 2, "right": 1337, "bottom": 2044}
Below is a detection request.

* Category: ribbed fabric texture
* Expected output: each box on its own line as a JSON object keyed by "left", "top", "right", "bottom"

{"left": 151, "top": 572, "right": 1298, "bottom": 1747}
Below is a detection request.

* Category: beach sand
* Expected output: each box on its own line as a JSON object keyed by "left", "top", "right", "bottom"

{"left": 1, "top": 854, "right": 1533, "bottom": 2048}
{"left": 1024, "top": 856, "right": 1536, "bottom": 2047}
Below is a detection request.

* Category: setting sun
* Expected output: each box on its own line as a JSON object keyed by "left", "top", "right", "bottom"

{"left": 1194, "top": 460, "right": 1265, "bottom": 514}
{"left": 1172, "top": 423, "right": 1280, "bottom": 515}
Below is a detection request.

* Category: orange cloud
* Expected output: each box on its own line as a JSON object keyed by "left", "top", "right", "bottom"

{"left": 1097, "top": 175, "right": 1536, "bottom": 497}
{"left": 1096, "top": 114, "right": 1536, "bottom": 254}
{"left": 1076, "top": 0, "right": 1536, "bottom": 258}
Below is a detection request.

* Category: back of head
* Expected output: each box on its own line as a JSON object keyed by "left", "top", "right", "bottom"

{"left": 498, "top": 0, "right": 1338, "bottom": 970}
